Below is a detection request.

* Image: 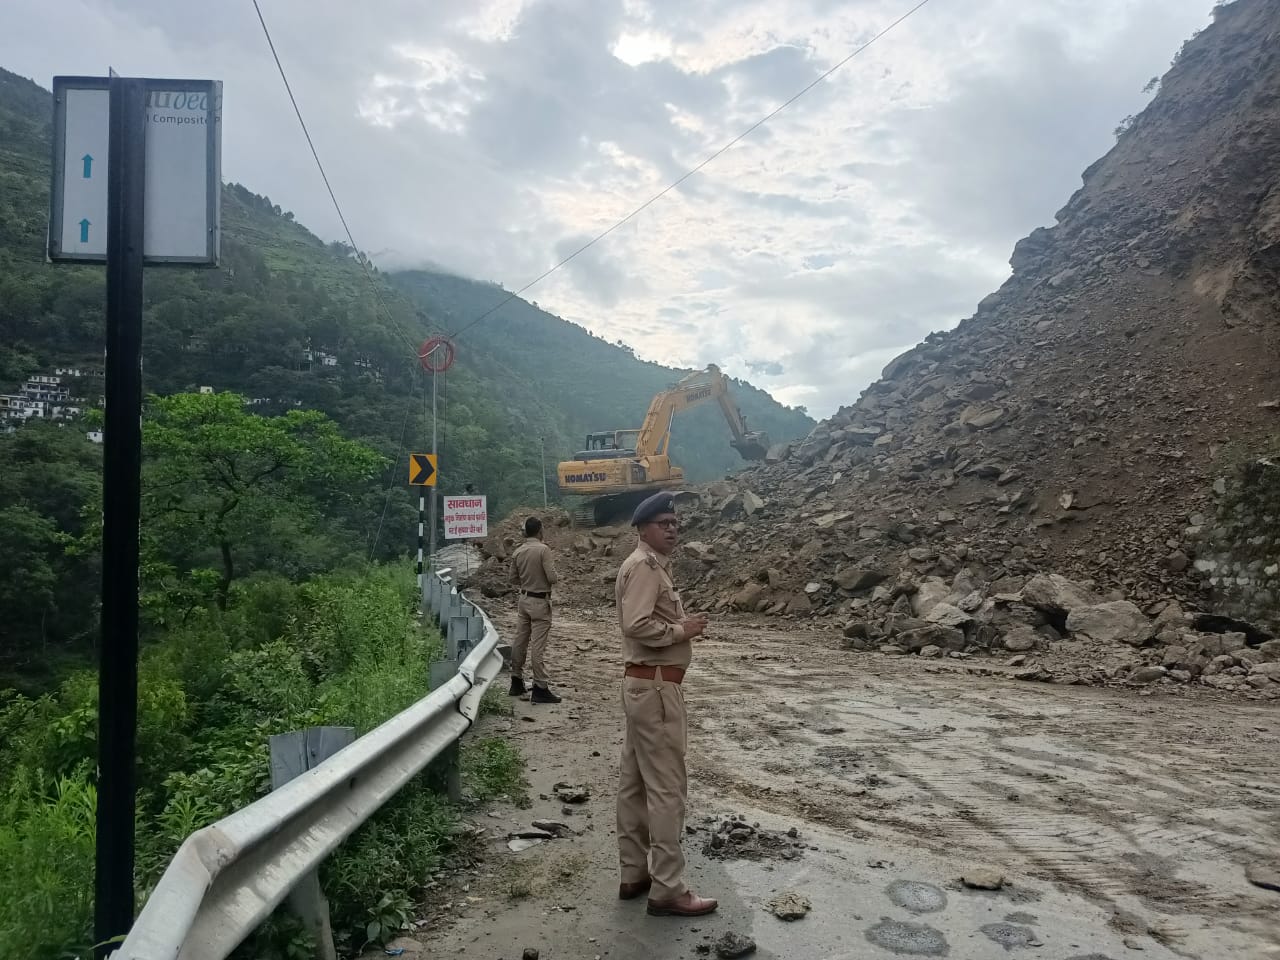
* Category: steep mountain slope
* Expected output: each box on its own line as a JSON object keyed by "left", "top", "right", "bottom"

{"left": 0, "top": 68, "right": 810, "bottom": 521}
{"left": 705, "top": 0, "right": 1278, "bottom": 594}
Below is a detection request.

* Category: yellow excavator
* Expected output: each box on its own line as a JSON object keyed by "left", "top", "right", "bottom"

{"left": 557, "top": 364, "right": 770, "bottom": 526}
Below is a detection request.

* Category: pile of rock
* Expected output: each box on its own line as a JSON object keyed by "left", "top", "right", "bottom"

{"left": 697, "top": 815, "right": 807, "bottom": 862}
{"left": 841, "top": 566, "right": 1279, "bottom": 696}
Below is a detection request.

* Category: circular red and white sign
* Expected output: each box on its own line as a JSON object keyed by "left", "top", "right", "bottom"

{"left": 418, "top": 335, "right": 455, "bottom": 373}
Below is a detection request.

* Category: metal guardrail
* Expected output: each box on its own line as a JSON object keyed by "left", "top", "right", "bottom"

{"left": 115, "top": 567, "right": 504, "bottom": 960}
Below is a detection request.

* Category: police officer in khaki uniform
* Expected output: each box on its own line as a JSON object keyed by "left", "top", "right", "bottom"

{"left": 509, "top": 516, "right": 561, "bottom": 704}
{"left": 614, "top": 491, "right": 717, "bottom": 917}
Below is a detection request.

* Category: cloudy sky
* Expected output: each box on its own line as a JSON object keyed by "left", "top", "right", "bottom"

{"left": 2, "top": 0, "right": 1215, "bottom": 417}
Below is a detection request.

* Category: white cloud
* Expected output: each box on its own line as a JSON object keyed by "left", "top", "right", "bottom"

{"left": 0, "top": 0, "right": 1217, "bottom": 417}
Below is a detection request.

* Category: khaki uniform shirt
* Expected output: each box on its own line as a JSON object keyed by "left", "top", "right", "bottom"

{"left": 615, "top": 544, "right": 691, "bottom": 668}
{"left": 510, "top": 539, "right": 559, "bottom": 593}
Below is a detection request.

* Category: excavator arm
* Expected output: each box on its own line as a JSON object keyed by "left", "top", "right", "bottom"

{"left": 634, "top": 365, "right": 770, "bottom": 461}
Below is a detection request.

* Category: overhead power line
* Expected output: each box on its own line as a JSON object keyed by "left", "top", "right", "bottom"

{"left": 448, "top": 0, "right": 936, "bottom": 340}
{"left": 250, "top": 0, "right": 418, "bottom": 355}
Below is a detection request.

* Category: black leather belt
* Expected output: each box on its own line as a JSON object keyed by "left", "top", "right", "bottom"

{"left": 625, "top": 664, "right": 685, "bottom": 684}
{"left": 521, "top": 590, "right": 550, "bottom": 599}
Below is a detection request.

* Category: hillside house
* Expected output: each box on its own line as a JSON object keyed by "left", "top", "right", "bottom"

{"left": 0, "top": 373, "right": 90, "bottom": 429}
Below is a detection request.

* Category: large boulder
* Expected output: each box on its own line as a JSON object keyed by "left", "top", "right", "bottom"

{"left": 958, "top": 403, "right": 1008, "bottom": 430}
{"left": 785, "top": 593, "right": 814, "bottom": 616}
{"left": 881, "top": 348, "right": 920, "bottom": 382}
{"left": 911, "top": 580, "right": 951, "bottom": 618}
{"left": 719, "top": 491, "right": 765, "bottom": 520}
{"left": 1003, "top": 625, "right": 1040, "bottom": 652}
{"left": 1066, "top": 601, "right": 1154, "bottom": 647}
{"left": 732, "top": 581, "right": 769, "bottom": 612}
{"left": 835, "top": 566, "right": 890, "bottom": 593}
{"left": 684, "top": 541, "right": 717, "bottom": 564}
{"left": 1021, "top": 574, "right": 1101, "bottom": 617}
{"left": 898, "top": 624, "right": 966, "bottom": 653}
{"left": 926, "top": 603, "right": 973, "bottom": 630}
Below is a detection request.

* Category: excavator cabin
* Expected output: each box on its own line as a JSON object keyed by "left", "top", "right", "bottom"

{"left": 576, "top": 431, "right": 640, "bottom": 459}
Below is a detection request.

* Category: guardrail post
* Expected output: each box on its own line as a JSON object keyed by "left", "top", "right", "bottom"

{"left": 428, "top": 651, "right": 463, "bottom": 803}
{"left": 269, "top": 726, "right": 355, "bottom": 960}
{"left": 426, "top": 612, "right": 472, "bottom": 803}
{"left": 447, "top": 615, "right": 469, "bottom": 661}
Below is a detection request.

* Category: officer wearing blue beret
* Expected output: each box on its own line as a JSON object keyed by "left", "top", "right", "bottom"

{"left": 613, "top": 491, "right": 717, "bottom": 917}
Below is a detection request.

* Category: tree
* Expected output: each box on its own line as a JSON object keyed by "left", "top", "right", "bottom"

{"left": 142, "top": 392, "right": 385, "bottom": 609}
{"left": 0, "top": 506, "right": 60, "bottom": 659}
{"left": 0, "top": 424, "right": 102, "bottom": 672}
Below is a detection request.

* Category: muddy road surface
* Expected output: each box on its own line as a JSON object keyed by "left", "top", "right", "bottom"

{"left": 405, "top": 611, "right": 1279, "bottom": 960}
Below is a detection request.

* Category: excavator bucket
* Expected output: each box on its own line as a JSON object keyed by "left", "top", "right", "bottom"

{"left": 731, "top": 431, "right": 771, "bottom": 461}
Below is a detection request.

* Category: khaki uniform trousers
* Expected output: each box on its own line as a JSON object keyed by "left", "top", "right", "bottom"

{"left": 511, "top": 596, "right": 552, "bottom": 687}
{"left": 617, "top": 669, "right": 688, "bottom": 901}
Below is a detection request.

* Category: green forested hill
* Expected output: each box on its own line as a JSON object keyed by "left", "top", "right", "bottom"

{"left": 0, "top": 68, "right": 809, "bottom": 504}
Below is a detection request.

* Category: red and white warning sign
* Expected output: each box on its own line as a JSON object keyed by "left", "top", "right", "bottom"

{"left": 443, "top": 495, "right": 487, "bottom": 540}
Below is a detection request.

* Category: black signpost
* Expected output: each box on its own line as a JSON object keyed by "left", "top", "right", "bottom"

{"left": 49, "top": 71, "right": 220, "bottom": 957}
{"left": 96, "top": 73, "right": 147, "bottom": 956}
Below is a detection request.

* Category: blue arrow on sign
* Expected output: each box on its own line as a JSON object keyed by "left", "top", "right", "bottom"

{"left": 79, "top": 219, "right": 90, "bottom": 243}
{"left": 82, "top": 154, "right": 93, "bottom": 178}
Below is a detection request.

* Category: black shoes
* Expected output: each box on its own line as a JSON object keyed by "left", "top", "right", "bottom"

{"left": 509, "top": 678, "right": 561, "bottom": 703}
{"left": 531, "top": 686, "right": 562, "bottom": 704}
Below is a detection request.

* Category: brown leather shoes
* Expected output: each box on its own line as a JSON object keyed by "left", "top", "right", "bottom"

{"left": 618, "top": 877, "right": 652, "bottom": 900}
{"left": 646, "top": 891, "right": 719, "bottom": 917}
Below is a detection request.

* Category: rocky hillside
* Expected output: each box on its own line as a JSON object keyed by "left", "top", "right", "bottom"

{"left": 471, "top": 0, "right": 1280, "bottom": 702}
{"left": 687, "top": 0, "right": 1279, "bottom": 611}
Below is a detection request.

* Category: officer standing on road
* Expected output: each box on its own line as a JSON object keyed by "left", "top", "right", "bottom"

{"left": 509, "top": 516, "right": 562, "bottom": 704}
{"left": 614, "top": 491, "right": 717, "bottom": 918}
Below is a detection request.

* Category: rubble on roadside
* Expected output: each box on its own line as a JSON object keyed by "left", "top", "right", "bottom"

{"left": 610, "top": 481, "right": 1280, "bottom": 699}
{"left": 697, "top": 815, "right": 808, "bottom": 861}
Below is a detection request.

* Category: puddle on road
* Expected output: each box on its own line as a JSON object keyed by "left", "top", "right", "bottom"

{"left": 865, "top": 918, "right": 950, "bottom": 956}
{"left": 885, "top": 879, "right": 948, "bottom": 914}
{"left": 979, "top": 923, "right": 1041, "bottom": 950}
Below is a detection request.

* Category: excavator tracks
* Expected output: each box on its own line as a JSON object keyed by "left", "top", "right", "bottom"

{"left": 569, "top": 491, "right": 653, "bottom": 528}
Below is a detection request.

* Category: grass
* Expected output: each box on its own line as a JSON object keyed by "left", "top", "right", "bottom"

{"left": 463, "top": 737, "right": 527, "bottom": 805}
{"left": 478, "top": 684, "right": 514, "bottom": 718}
{"left": 502, "top": 860, "right": 536, "bottom": 900}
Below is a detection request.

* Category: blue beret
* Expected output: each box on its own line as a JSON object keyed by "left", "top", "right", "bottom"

{"left": 632, "top": 490, "right": 678, "bottom": 526}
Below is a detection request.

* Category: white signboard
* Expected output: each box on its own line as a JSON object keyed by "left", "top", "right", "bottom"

{"left": 48, "top": 76, "right": 221, "bottom": 265}
{"left": 443, "top": 495, "right": 488, "bottom": 540}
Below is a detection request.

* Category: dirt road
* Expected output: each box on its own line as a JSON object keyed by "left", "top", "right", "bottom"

{"left": 406, "top": 610, "right": 1279, "bottom": 960}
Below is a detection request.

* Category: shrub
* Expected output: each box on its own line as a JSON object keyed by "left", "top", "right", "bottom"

{"left": 0, "top": 770, "right": 98, "bottom": 959}
{"left": 0, "top": 564, "right": 522, "bottom": 957}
